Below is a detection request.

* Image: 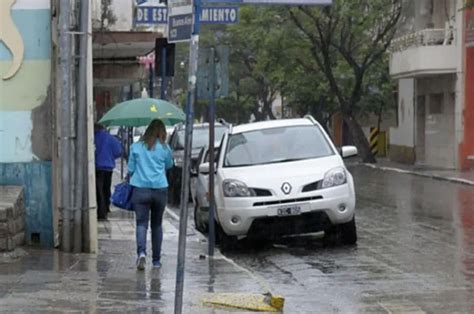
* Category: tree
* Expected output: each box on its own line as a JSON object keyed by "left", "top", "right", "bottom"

{"left": 288, "top": 0, "right": 402, "bottom": 163}
{"left": 200, "top": 7, "right": 292, "bottom": 121}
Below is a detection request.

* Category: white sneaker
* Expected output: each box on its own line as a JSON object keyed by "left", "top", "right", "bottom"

{"left": 136, "top": 254, "right": 146, "bottom": 271}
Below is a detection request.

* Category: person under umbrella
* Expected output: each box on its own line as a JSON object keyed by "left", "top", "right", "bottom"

{"left": 128, "top": 119, "right": 173, "bottom": 270}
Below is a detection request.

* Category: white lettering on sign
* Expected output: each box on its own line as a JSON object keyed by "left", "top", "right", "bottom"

{"left": 153, "top": 7, "right": 167, "bottom": 21}
{"left": 200, "top": 7, "right": 238, "bottom": 23}
{"left": 135, "top": 6, "right": 168, "bottom": 24}
{"left": 137, "top": 7, "right": 144, "bottom": 22}
{"left": 171, "top": 16, "right": 193, "bottom": 27}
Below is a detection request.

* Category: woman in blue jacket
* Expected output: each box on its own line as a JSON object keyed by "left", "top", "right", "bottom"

{"left": 128, "top": 119, "right": 173, "bottom": 270}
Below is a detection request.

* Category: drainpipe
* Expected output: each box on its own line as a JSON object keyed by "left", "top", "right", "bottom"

{"left": 59, "top": 0, "right": 72, "bottom": 252}
{"left": 74, "top": 0, "right": 90, "bottom": 253}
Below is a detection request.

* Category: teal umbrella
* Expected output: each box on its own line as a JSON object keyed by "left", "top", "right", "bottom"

{"left": 98, "top": 98, "right": 185, "bottom": 127}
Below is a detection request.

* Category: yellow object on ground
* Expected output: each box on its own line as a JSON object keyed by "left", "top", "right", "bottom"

{"left": 202, "top": 292, "right": 285, "bottom": 312}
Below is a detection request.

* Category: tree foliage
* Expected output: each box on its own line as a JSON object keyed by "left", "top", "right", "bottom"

{"left": 192, "top": 0, "right": 401, "bottom": 162}
{"left": 286, "top": 0, "right": 402, "bottom": 162}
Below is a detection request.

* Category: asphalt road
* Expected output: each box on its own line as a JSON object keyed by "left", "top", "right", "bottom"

{"left": 181, "top": 165, "right": 474, "bottom": 313}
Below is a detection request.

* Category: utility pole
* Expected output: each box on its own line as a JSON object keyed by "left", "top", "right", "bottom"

{"left": 208, "top": 47, "right": 216, "bottom": 257}
{"left": 174, "top": 0, "right": 201, "bottom": 312}
{"left": 59, "top": 0, "right": 73, "bottom": 253}
{"left": 161, "top": 46, "right": 167, "bottom": 100}
{"left": 74, "top": 0, "right": 90, "bottom": 253}
{"left": 149, "top": 64, "right": 154, "bottom": 98}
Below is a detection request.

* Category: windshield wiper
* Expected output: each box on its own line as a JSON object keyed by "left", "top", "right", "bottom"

{"left": 226, "top": 158, "right": 307, "bottom": 168}
{"left": 226, "top": 163, "right": 262, "bottom": 168}
{"left": 264, "top": 158, "right": 307, "bottom": 164}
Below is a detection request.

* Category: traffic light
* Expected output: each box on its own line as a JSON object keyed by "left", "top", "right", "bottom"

{"left": 155, "top": 38, "right": 175, "bottom": 77}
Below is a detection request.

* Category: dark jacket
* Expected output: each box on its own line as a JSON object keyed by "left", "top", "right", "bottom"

{"left": 94, "top": 129, "right": 123, "bottom": 171}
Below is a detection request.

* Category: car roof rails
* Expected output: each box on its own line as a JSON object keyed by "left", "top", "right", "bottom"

{"left": 304, "top": 115, "right": 317, "bottom": 124}
{"left": 217, "top": 118, "right": 231, "bottom": 127}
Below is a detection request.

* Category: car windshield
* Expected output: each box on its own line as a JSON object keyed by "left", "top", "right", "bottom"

{"left": 177, "top": 126, "right": 226, "bottom": 150}
{"left": 224, "top": 125, "right": 334, "bottom": 167}
{"left": 134, "top": 126, "right": 146, "bottom": 136}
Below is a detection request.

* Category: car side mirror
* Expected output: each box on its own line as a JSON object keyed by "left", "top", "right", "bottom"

{"left": 341, "top": 146, "right": 358, "bottom": 158}
{"left": 199, "top": 162, "right": 210, "bottom": 174}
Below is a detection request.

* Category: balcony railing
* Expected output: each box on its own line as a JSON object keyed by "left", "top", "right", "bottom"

{"left": 390, "top": 28, "right": 455, "bottom": 52}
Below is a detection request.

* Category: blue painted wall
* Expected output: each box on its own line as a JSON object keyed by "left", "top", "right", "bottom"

{"left": 0, "top": 162, "right": 53, "bottom": 248}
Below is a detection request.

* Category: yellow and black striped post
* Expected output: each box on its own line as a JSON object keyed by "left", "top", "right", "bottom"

{"left": 370, "top": 127, "right": 379, "bottom": 156}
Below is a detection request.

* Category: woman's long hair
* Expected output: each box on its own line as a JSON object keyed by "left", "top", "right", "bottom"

{"left": 142, "top": 119, "right": 167, "bottom": 150}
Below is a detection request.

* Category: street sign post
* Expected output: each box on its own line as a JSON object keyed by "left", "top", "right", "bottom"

{"left": 173, "top": 0, "right": 200, "bottom": 312}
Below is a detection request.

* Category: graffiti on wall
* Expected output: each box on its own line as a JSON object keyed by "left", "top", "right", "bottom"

{"left": 0, "top": 0, "right": 51, "bottom": 162}
{"left": 0, "top": 0, "right": 24, "bottom": 80}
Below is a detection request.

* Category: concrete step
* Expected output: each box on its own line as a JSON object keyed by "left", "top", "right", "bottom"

{"left": 0, "top": 185, "right": 25, "bottom": 251}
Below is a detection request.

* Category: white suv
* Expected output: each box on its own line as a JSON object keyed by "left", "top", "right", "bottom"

{"left": 197, "top": 117, "right": 358, "bottom": 247}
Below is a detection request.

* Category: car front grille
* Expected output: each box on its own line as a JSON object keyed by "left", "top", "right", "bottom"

{"left": 253, "top": 195, "right": 323, "bottom": 207}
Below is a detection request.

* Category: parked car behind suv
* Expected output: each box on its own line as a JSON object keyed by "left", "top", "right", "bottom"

{"left": 195, "top": 116, "right": 358, "bottom": 247}
{"left": 167, "top": 122, "right": 227, "bottom": 205}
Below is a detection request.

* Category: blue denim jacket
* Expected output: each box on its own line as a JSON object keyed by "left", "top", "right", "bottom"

{"left": 128, "top": 141, "right": 173, "bottom": 189}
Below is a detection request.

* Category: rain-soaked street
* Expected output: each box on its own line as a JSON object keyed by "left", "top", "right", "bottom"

{"left": 3, "top": 165, "right": 474, "bottom": 313}
{"left": 217, "top": 165, "right": 474, "bottom": 313}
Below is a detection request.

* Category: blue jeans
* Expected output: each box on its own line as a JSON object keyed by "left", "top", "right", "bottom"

{"left": 132, "top": 187, "right": 167, "bottom": 263}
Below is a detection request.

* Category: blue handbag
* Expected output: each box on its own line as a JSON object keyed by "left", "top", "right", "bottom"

{"left": 111, "top": 181, "right": 134, "bottom": 211}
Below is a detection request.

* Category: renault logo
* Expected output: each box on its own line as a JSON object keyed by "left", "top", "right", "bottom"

{"left": 281, "top": 182, "right": 292, "bottom": 195}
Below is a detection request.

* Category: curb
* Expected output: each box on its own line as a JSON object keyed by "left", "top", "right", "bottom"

{"left": 362, "top": 163, "right": 474, "bottom": 187}
{"left": 164, "top": 208, "right": 284, "bottom": 312}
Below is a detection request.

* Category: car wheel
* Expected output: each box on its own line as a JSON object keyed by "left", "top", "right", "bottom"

{"left": 193, "top": 201, "right": 207, "bottom": 234}
{"left": 215, "top": 222, "right": 237, "bottom": 251}
{"left": 323, "top": 226, "right": 338, "bottom": 246}
{"left": 324, "top": 217, "right": 357, "bottom": 246}
{"left": 193, "top": 202, "right": 201, "bottom": 233}
{"left": 339, "top": 217, "right": 357, "bottom": 245}
{"left": 171, "top": 185, "right": 180, "bottom": 206}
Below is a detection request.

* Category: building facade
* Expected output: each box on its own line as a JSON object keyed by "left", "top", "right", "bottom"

{"left": 389, "top": 0, "right": 474, "bottom": 170}
{"left": 0, "top": 0, "right": 54, "bottom": 247}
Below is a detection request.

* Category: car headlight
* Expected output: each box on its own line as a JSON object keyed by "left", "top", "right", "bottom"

{"left": 321, "top": 167, "right": 347, "bottom": 189}
{"left": 223, "top": 179, "right": 256, "bottom": 197}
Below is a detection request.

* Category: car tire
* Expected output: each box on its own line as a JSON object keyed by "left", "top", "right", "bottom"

{"left": 170, "top": 184, "right": 180, "bottom": 206}
{"left": 194, "top": 201, "right": 207, "bottom": 234}
{"left": 339, "top": 217, "right": 357, "bottom": 245}
{"left": 324, "top": 216, "right": 357, "bottom": 246}
{"left": 215, "top": 222, "right": 237, "bottom": 251}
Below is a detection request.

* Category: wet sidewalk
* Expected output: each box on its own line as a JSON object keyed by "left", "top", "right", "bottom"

{"left": 358, "top": 158, "right": 474, "bottom": 186}
{"left": 0, "top": 209, "right": 267, "bottom": 313}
